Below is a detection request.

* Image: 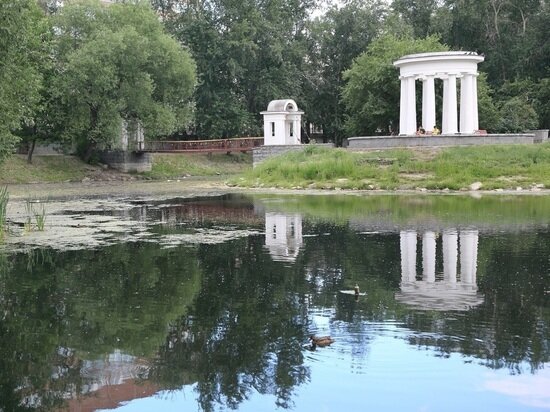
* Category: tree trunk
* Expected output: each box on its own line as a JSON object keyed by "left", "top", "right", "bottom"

{"left": 83, "top": 105, "right": 99, "bottom": 163}
{"left": 82, "top": 141, "right": 97, "bottom": 163}
{"left": 27, "top": 137, "right": 37, "bottom": 164}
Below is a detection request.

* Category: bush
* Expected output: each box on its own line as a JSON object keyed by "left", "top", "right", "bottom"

{"left": 498, "top": 96, "right": 539, "bottom": 133}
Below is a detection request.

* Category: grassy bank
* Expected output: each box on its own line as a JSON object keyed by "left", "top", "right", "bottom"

{"left": 231, "top": 144, "right": 550, "bottom": 190}
{"left": 145, "top": 153, "right": 251, "bottom": 179}
{"left": 2, "top": 145, "right": 549, "bottom": 191}
{"left": 0, "top": 155, "right": 92, "bottom": 184}
{"left": 0, "top": 153, "right": 252, "bottom": 184}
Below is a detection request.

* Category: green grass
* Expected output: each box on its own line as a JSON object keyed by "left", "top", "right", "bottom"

{"left": 231, "top": 143, "right": 550, "bottom": 190}
{"left": 145, "top": 153, "right": 252, "bottom": 179}
{"left": 0, "top": 155, "right": 90, "bottom": 184}
{"left": 0, "top": 153, "right": 253, "bottom": 184}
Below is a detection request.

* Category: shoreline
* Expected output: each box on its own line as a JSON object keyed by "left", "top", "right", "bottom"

{"left": 5, "top": 178, "right": 550, "bottom": 201}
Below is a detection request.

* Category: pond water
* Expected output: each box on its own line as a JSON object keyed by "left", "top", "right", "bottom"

{"left": 1, "top": 193, "right": 549, "bottom": 411}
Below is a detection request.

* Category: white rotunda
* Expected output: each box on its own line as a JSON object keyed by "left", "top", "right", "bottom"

{"left": 393, "top": 51, "right": 484, "bottom": 136}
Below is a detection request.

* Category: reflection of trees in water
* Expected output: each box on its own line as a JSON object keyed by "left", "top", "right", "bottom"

{"left": 0, "top": 209, "right": 549, "bottom": 411}
{"left": 0, "top": 243, "right": 202, "bottom": 411}
{"left": 150, "top": 237, "right": 310, "bottom": 411}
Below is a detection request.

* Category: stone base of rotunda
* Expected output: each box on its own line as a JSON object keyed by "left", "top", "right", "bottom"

{"left": 346, "top": 133, "right": 539, "bottom": 150}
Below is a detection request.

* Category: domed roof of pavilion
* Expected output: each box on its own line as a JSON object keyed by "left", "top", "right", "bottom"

{"left": 265, "top": 99, "right": 300, "bottom": 112}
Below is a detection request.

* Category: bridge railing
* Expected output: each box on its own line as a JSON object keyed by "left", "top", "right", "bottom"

{"left": 145, "top": 137, "right": 264, "bottom": 153}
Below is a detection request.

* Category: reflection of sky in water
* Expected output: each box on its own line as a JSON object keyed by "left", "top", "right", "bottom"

{"left": 105, "top": 330, "right": 550, "bottom": 412}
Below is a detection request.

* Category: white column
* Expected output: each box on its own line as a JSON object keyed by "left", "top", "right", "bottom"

{"left": 399, "top": 76, "right": 408, "bottom": 136}
{"left": 443, "top": 230, "right": 458, "bottom": 283}
{"left": 460, "top": 230, "right": 478, "bottom": 284}
{"left": 472, "top": 73, "right": 479, "bottom": 131}
{"left": 459, "top": 74, "right": 475, "bottom": 134}
{"left": 442, "top": 74, "right": 458, "bottom": 134}
{"left": 294, "top": 119, "right": 301, "bottom": 144}
{"left": 405, "top": 76, "right": 417, "bottom": 135}
{"left": 400, "top": 231, "right": 417, "bottom": 282}
{"left": 422, "top": 75, "right": 436, "bottom": 132}
{"left": 422, "top": 231, "right": 436, "bottom": 283}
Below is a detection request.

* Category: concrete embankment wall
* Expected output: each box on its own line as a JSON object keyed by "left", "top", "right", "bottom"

{"left": 99, "top": 150, "right": 152, "bottom": 173}
{"left": 347, "top": 133, "right": 542, "bottom": 149}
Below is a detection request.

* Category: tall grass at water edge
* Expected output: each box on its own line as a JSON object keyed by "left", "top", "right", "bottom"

{"left": 25, "top": 199, "right": 47, "bottom": 232}
{"left": 233, "top": 143, "right": 550, "bottom": 190}
{"left": 0, "top": 186, "right": 8, "bottom": 241}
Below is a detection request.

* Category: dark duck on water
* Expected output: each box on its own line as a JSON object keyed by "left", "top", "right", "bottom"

{"left": 309, "top": 335, "right": 335, "bottom": 347}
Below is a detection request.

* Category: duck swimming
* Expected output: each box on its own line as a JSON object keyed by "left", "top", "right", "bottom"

{"left": 309, "top": 335, "right": 335, "bottom": 347}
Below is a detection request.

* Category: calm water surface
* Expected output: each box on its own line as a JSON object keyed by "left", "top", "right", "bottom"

{"left": 1, "top": 194, "right": 549, "bottom": 411}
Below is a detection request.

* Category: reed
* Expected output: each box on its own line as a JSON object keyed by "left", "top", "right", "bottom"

{"left": 34, "top": 203, "right": 47, "bottom": 231}
{"left": 25, "top": 199, "right": 34, "bottom": 232}
{"left": 0, "top": 186, "right": 8, "bottom": 241}
{"left": 24, "top": 199, "right": 47, "bottom": 232}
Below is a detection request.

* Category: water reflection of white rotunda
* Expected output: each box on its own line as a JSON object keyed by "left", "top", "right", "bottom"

{"left": 264, "top": 213, "right": 303, "bottom": 262}
{"left": 396, "top": 229, "right": 484, "bottom": 311}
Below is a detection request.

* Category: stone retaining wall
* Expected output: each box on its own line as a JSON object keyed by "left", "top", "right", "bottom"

{"left": 98, "top": 150, "right": 152, "bottom": 173}
{"left": 347, "top": 134, "right": 538, "bottom": 149}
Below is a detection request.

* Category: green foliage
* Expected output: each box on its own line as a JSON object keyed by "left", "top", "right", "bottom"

{"left": 160, "top": 0, "right": 313, "bottom": 138}
{"left": 477, "top": 73, "right": 500, "bottom": 132}
{"left": 51, "top": 0, "right": 196, "bottom": 160}
{"left": 492, "top": 79, "right": 547, "bottom": 131}
{"left": 431, "top": 0, "right": 548, "bottom": 87}
{"left": 0, "top": 0, "right": 47, "bottom": 162}
{"left": 342, "top": 34, "right": 448, "bottom": 135}
{"left": 391, "top": 0, "right": 439, "bottom": 38}
{"left": 533, "top": 78, "right": 550, "bottom": 129}
{"left": 303, "top": 1, "right": 387, "bottom": 145}
{"left": 497, "top": 96, "right": 538, "bottom": 133}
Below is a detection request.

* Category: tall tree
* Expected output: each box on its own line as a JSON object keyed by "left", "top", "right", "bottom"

{"left": 391, "top": 0, "right": 439, "bottom": 38}
{"left": 303, "top": 1, "right": 387, "bottom": 145}
{"left": 158, "top": 0, "right": 315, "bottom": 138}
{"left": 50, "top": 0, "right": 196, "bottom": 161}
{"left": 0, "top": 0, "right": 46, "bottom": 163}
{"left": 433, "top": 0, "right": 547, "bottom": 86}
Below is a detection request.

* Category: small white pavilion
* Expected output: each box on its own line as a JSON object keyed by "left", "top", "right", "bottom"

{"left": 261, "top": 99, "right": 303, "bottom": 145}
{"left": 393, "top": 51, "right": 484, "bottom": 136}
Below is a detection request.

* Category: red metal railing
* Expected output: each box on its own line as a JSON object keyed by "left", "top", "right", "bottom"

{"left": 144, "top": 137, "right": 264, "bottom": 153}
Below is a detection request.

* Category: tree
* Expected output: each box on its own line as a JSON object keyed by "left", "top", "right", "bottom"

{"left": 158, "top": 0, "right": 315, "bottom": 138}
{"left": 50, "top": 0, "right": 196, "bottom": 161}
{"left": 342, "top": 34, "right": 448, "bottom": 136}
{"left": 497, "top": 96, "right": 538, "bottom": 132}
{"left": 476, "top": 73, "right": 500, "bottom": 132}
{"left": 0, "top": 0, "right": 46, "bottom": 163}
{"left": 432, "top": 0, "right": 547, "bottom": 86}
{"left": 391, "top": 0, "right": 439, "bottom": 38}
{"left": 303, "top": 1, "right": 387, "bottom": 145}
